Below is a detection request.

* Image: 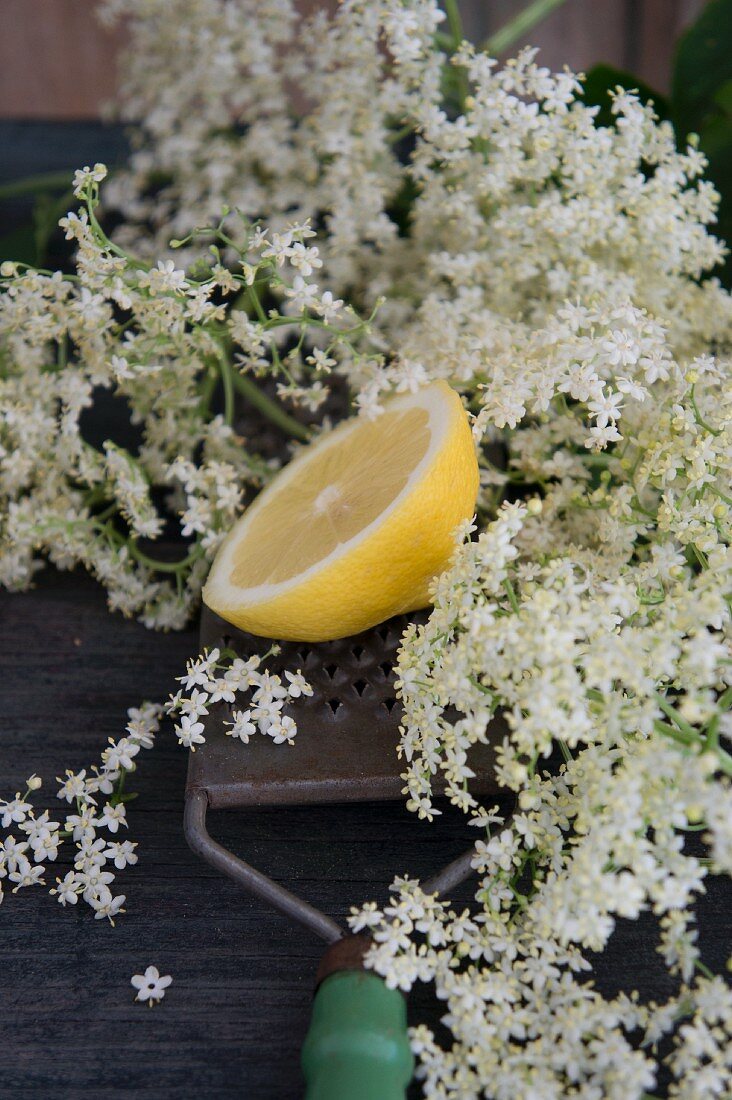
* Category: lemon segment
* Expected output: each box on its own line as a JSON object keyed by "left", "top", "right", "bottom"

{"left": 202, "top": 380, "right": 478, "bottom": 641}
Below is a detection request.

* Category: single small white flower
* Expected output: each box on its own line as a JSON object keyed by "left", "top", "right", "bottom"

{"left": 72, "top": 162, "right": 107, "bottom": 197}
{"left": 267, "top": 714, "right": 297, "bottom": 745}
{"left": 102, "top": 737, "right": 140, "bottom": 772}
{"left": 0, "top": 795, "right": 32, "bottom": 828}
{"left": 179, "top": 688, "right": 210, "bottom": 717}
{"left": 56, "top": 769, "right": 89, "bottom": 803}
{"left": 80, "top": 868, "right": 115, "bottom": 903}
{"left": 250, "top": 697, "right": 284, "bottom": 733}
{"left": 207, "top": 677, "right": 236, "bottom": 705}
{"left": 0, "top": 835, "right": 30, "bottom": 871}
{"left": 225, "top": 709, "right": 257, "bottom": 744}
{"left": 104, "top": 840, "right": 138, "bottom": 870}
{"left": 131, "top": 965, "right": 173, "bottom": 1006}
{"left": 92, "top": 889, "right": 126, "bottom": 924}
{"left": 96, "top": 803, "right": 128, "bottom": 834}
{"left": 9, "top": 859, "right": 45, "bottom": 892}
{"left": 251, "top": 671, "right": 287, "bottom": 703}
{"left": 285, "top": 671, "right": 313, "bottom": 699}
{"left": 74, "top": 835, "right": 108, "bottom": 870}
{"left": 176, "top": 715, "right": 206, "bottom": 750}
{"left": 51, "top": 871, "right": 82, "bottom": 906}
{"left": 66, "top": 805, "right": 98, "bottom": 842}
{"left": 316, "top": 290, "right": 343, "bottom": 322}
{"left": 86, "top": 768, "right": 116, "bottom": 796}
{"left": 179, "top": 649, "right": 220, "bottom": 691}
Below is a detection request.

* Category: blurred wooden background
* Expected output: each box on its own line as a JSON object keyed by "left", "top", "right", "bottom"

{"left": 0, "top": 0, "right": 708, "bottom": 119}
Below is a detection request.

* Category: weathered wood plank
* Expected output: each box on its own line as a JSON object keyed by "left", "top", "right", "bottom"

{"left": 0, "top": 0, "right": 711, "bottom": 119}
{"left": 632, "top": 0, "right": 706, "bottom": 92}
{"left": 0, "top": 0, "right": 126, "bottom": 120}
{"left": 2, "top": 564, "right": 730, "bottom": 1098}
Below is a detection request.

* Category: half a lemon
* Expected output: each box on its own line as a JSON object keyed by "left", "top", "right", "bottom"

{"left": 203, "top": 380, "right": 478, "bottom": 641}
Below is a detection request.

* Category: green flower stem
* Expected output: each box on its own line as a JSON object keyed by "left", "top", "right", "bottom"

{"left": 94, "top": 501, "right": 119, "bottom": 524}
{"left": 709, "top": 484, "right": 732, "bottom": 507}
{"left": 440, "top": 0, "right": 470, "bottom": 109}
{"left": 503, "top": 577, "right": 521, "bottom": 614}
{"left": 0, "top": 170, "right": 73, "bottom": 200}
{"left": 582, "top": 453, "right": 616, "bottom": 467}
{"left": 689, "top": 543, "right": 709, "bottom": 571}
{"left": 689, "top": 384, "right": 720, "bottom": 436}
{"left": 244, "top": 283, "right": 292, "bottom": 380}
{"left": 86, "top": 192, "right": 145, "bottom": 269}
{"left": 705, "top": 715, "right": 720, "bottom": 754}
{"left": 653, "top": 720, "right": 696, "bottom": 750}
{"left": 218, "top": 355, "right": 235, "bottom": 427}
{"left": 112, "top": 770, "right": 126, "bottom": 807}
{"left": 714, "top": 685, "right": 732, "bottom": 717}
{"left": 128, "top": 541, "right": 204, "bottom": 574}
{"left": 653, "top": 719, "right": 732, "bottom": 776}
{"left": 485, "top": 0, "right": 568, "bottom": 56}
{"left": 199, "top": 365, "right": 218, "bottom": 413}
{"left": 655, "top": 694, "right": 700, "bottom": 739}
{"left": 443, "top": 0, "right": 463, "bottom": 48}
{"left": 387, "top": 122, "right": 416, "bottom": 145}
{"left": 265, "top": 314, "right": 368, "bottom": 340}
{"left": 232, "top": 371, "right": 311, "bottom": 442}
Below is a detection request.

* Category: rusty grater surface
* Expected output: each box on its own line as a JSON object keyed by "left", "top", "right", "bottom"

{"left": 186, "top": 604, "right": 503, "bottom": 809}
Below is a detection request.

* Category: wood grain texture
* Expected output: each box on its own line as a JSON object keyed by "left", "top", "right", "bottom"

{"left": 631, "top": 0, "right": 707, "bottom": 91}
{"left": 0, "top": 569, "right": 501, "bottom": 1098}
{"left": 0, "top": 0, "right": 126, "bottom": 120}
{"left": 1, "top": 567, "right": 730, "bottom": 1098}
{"left": 465, "top": 0, "right": 708, "bottom": 91}
{"left": 465, "top": 0, "right": 627, "bottom": 71}
{"left": 0, "top": 0, "right": 712, "bottom": 119}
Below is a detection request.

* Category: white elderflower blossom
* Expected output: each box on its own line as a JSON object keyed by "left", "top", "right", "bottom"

{"left": 1, "top": 705, "right": 160, "bottom": 918}
{"left": 131, "top": 965, "right": 172, "bottom": 1006}
{"left": 167, "top": 647, "right": 309, "bottom": 749}
{"left": 104, "top": 840, "right": 139, "bottom": 870}
{"left": 1, "top": 0, "right": 731, "bottom": 1090}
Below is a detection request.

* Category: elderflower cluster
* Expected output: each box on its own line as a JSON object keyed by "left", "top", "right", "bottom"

{"left": 0, "top": 704, "right": 160, "bottom": 922}
{"left": 351, "top": 875, "right": 732, "bottom": 1099}
{"left": 0, "top": 173, "right": 377, "bottom": 627}
{"left": 1, "top": 0, "right": 731, "bottom": 1094}
{"left": 166, "top": 647, "right": 312, "bottom": 748}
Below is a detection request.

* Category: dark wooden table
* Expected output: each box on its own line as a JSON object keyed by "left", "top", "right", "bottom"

{"left": 3, "top": 567, "right": 730, "bottom": 1099}
{"left": 1, "top": 568, "right": 510, "bottom": 1098}
{"left": 1, "top": 124, "right": 729, "bottom": 1100}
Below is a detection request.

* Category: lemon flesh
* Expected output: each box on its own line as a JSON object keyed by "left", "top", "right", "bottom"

{"left": 202, "top": 380, "right": 478, "bottom": 641}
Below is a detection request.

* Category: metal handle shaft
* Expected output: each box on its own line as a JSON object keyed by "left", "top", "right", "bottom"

{"left": 183, "top": 788, "right": 343, "bottom": 943}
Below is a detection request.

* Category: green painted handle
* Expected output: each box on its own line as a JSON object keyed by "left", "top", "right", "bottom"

{"left": 301, "top": 970, "right": 414, "bottom": 1100}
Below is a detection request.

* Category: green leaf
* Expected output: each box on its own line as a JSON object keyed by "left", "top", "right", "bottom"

{"left": 672, "top": 0, "right": 732, "bottom": 142}
{"left": 0, "top": 179, "right": 73, "bottom": 268}
{"left": 672, "top": 0, "right": 732, "bottom": 286}
{"left": 582, "top": 63, "right": 669, "bottom": 128}
{"left": 33, "top": 188, "right": 73, "bottom": 262}
{"left": 0, "top": 223, "right": 39, "bottom": 266}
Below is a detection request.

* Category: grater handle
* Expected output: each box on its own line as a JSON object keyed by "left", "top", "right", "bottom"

{"left": 301, "top": 935, "right": 413, "bottom": 1100}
